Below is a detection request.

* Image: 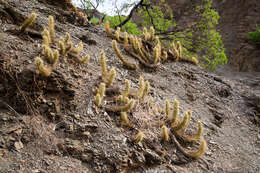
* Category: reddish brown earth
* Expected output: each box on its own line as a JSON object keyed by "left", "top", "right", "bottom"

{"left": 0, "top": 0, "right": 260, "bottom": 173}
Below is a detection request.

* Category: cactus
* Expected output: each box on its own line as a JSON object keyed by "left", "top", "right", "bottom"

{"left": 133, "top": 131, "right": 145, "bottom": 144}
{"left": 112, "top": 40, "right": 137, "bottom": 70}
{"left": 161, "top": 51, "right": 168, "bottom": 61}
{"left": 176, "top": 41, "right": 182, "bottom": 59}
{"left": 20, "top": 12, "right": 37, "bottom": 32}
{"left": 122, "top": 79, "right": 130, "bottom": 98}
{"left": 48, "top": 15, "right": 55, "bottom": 43}
{"left": 76, "top": 54, "right": 89, "bottom": 64}
{"left": 106, "top": 68, "right": 116, "bottom": 87}
{"left": 105, "top": 99, "right": 135, "bottom": 112}
{"left": 104, "top": 21, "right": 112, "bottom": 36}
{"left": 165, "top": 100, "right": 170, "bottom": 119}
{"left": 94, "top": 93, "right": 102, "bottom": 107}
{"left": 173, "top": 135, "right": 207, "bottom": 159}
{"left": 70, "top": 41, "right": 83, "bottom": 54}
{"left": 171, "top": 99, "right": 179, "bottom": 126}
{"left": 42, "top": 29, "right": 51, "bottom": 46}
{"left": 100, "top": 51, "right": 108, "bottom": 79}
{"left": 34, "top": 57, "right": 52, "bottom": 77}
{"left": 115, "top": 27, "right": 121, "bottom": 41}
{"left": 59, "top": 40, "right": 66, "bottom": 56}
{"left": 178, "top": 121, "right": 203, "bottom": 142}
{"left": 98, "top": 82, "right": 106, "bottom": 99}
{"left": 120, "top": 112, "right": 131, "bottom": 126}
{"left": 140, "top": 80, "right": 150, "bottom": 100}
{"left": 173, "top": 111, "right": 191, "bottom": 132}
{"left": 150, "top": 26, "right": 155, "bottom": 40}
{"left": 161, "top": 125, "right": 169, "bottom": 141}
{"left": 172, "top": 41, "right": 180, "bottom": 61}
{"left": 136, "top": 76, "right": 144, "bottom": 97}
{"left": 123, "top": 32, "right": 129, "bottom": 48}
{"left": 153, "top": 46, "right": 160, "bottom": 64}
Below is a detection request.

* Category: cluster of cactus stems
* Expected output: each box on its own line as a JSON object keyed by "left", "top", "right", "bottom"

{"left": 104, "top": 21, "right": 199, "bottom": 69}
{"left": 20, "top": 12, "right": 90, "bottom": 77}
{"left": 20, "top": 12, "right": 37, "bottom": 32}
{"left": 94, "top": 83, "right": 106, "bottom": 107}
{"left": 99, "top": 51, "right": 116, "bottom": 87}
{"left": 157, "top": 98, "right": 207, "bottom": 159}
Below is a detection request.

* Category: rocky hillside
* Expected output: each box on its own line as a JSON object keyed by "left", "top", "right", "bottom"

{"left": 0, "top": 0, "right": 260, "bottom": 173}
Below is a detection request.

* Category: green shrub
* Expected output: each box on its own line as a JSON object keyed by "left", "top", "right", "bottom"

{"left": 90, "top": 17, "right": 99, "bottom": 24}
{"left": 248, "top": 25, "right": 260, "bottom": 44}
{"left": 104, "top": 16, "right": 141, "bottom": 35}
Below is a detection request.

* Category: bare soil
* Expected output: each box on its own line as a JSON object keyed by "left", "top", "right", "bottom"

{"left": 0, "top": 0, "right": 260, "bottom": 172}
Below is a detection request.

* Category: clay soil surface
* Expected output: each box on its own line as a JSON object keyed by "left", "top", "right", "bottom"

{"left": 0, "top": 0, "right": 260, "bottom": 172}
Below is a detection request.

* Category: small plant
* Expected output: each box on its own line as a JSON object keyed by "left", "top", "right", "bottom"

{"left": 105, "top": 99, "right": 135, "bottom": 112}
{"left": 20, "top": 12, "right": 37, "bottom": 32}
{"left": 120, "top": 112, "right": 131, "bottom": 127}
{"left": 48, "top": 15, "right": 55, "bottom": 43}
{"left": 248, "top": 25, "right": 260, "bottom": 44}
{"left": 112, "top": 40, "right": 137, "bottom": 70}
{"left": 161, "top": 125, "right": 169, "bottom": 142}
{"left": 133, "top": 131, "right": 145, "bottom": 144}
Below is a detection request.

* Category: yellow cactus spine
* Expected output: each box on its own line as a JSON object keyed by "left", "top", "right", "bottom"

{"left": 143, "top": 27, "right": 150, "bottom": 41}
{"left": 120, "top": 112, "right": 131, "bottom": 126}
{"left": 48, "top": 15, "right": 55, "bottom": 43}
{"left": 153, "top": 46, "right": 160, "bottom": 64}
{"left": 42, "top": 29, "right": 51, "bottom": 46}
{"left": 106, "top": 99, "right": 135, "bottom": 112}
{"left": 141, "top": 80, "right": 150, "bottom": 100}
{"left": 177, "top": 41, "right": 182, "bottom": 58}
{"left": 150, "top": 26, "right": 155, "bottom": 40}
{"left": 123, "top": 32, "right": 129, "bottom": 48}
{"left": 112, "top": 40, "right": 137, "bottom": 70}
{"left": 94, "top": 93, "right": 102, "bottom": 107}
{"left": 133, "top": 131, "right": 144, "bottom": 144}
{"left": 98, "top": 82, "right": 106, "bottom": 99}
{"left": 186, "top": 138, "right": 207, "bottom": 159}
{"left": 34, "top": 57, "right": 52, "bottom": 77}
{"left": 136, "top": 76, "right": 144, "bottom": 97}
{"left": 59, "top": 40, "right": 66, "bottom": 56}
{"left": 65, "top": 42, "right": 72, "bottom": 54}
{"left": 162, "top": 51, "right": 168, "bottom": 61}
{"left": 106, "top": 68, "right": 116, "bottom": 87}
{"left": 173, "top": 111, "right": 191, "bottom": 132}
{"left": 180, "top": 121, "right": 203, "bottom": 142}
{"left": 100, "top": 51, "right": 108, "bottom": 79}
{"left": 122, "top": 79, "right": 130, "bottom": 98}
{"left": 172, "top": 41, "right": 180, "bottom": 61}
{"left": 171, "top": 99, "right": 179, "bottom": 126}
{"left": 64, "top": 33, "right": 71, "bottom": 45}
{"left": 52, "top": 49, "right": 59, "bottom": 67}
{"left": 70, "top": 41, "right": 83, "bottom": 54}
{"left": 165, "top": 100, "right": 170, "bottom": 119}
{"left": 104, "top": 21, "right": 112, "bottom": 36}
{"left": 76, "top": 54, "right": 90, "bottom": 64}
{"left": 191, "top": 57, "right": 199, "bottom": 65}
{"left": 115, "top": 27, "right": 121, "bottom": 41}
{"left": 173, "top": 135, "right": 207, "bottom": 159}
{"left": 161, "top": 125, "right": 169, "bottom": 142}
{"left": 20, "top": 12, "right": 37, "bottom": 32}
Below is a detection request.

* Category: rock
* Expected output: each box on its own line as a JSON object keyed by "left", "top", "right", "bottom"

{"left": 14, "top": 141, "right": 23, "bottom": 151}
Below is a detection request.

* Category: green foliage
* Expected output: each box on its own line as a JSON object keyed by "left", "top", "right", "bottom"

{"left": 138, "top": 0, "right": 175, "bottom": 33}
{"left": 104, "top": 16, "right": 141, "bottom": 35}
{"left": 171, "top": 0, "right": 227, "bottom": 70}
{"left": 90, "top": 17, "right": 99, "bottom": 24}
{"left": 248, "top": 25, "right": 260, "bottom": 44}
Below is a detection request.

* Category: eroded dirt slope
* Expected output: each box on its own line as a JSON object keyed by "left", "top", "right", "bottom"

{"left": 0, "top": 0, "right": 260, "bottom": 172}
